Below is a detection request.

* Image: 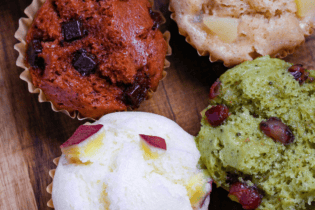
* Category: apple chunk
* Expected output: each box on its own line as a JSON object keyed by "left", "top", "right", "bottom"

{"left": 139, "top": 134, "right": 167, "bottom": 150}
{"left": 61, "top": 124, "right": 103, "bottom": 148}
{"left": 61, "top": 124, "right": 104, "bottom": 163}
{"left": 295, "top": 0, "right": 315, "bottom": 17}
{"left": 139, "top": 134, "right": 166, "bottom": 159}
{"left": 203, "top": 16, "right": 239, "bottom": 43}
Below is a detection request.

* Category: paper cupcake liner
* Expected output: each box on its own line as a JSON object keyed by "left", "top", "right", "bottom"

{"left": 14, "top": 0, "right": 171, "bottom": 121}
{"left": 169, "top": 4, "right": 314, "bottom": 67}
{"left": 47, "top": 157, "right": 60, "bottom": 209}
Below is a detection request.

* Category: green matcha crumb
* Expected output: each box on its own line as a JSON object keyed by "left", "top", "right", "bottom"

{"left": 196, "top": 56, "right": 315, "bottom": 210}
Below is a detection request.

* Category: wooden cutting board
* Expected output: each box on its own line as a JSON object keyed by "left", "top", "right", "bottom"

{"left": 1, "top": 0, "right": 315, "bottom": 209}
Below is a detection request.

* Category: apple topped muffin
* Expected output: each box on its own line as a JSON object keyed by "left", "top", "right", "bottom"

{"left": 196, "top": 56, "right": 315, "bottom": 209}
{"left": 170, "top": 0, "right": 315, "bottom": 66}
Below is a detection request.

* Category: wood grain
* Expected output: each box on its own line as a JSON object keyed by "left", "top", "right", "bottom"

{"left": 0, "top": 0, "right": 314, "bottom": 209}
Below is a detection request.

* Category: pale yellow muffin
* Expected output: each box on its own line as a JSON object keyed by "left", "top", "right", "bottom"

{"left": 170, "top": 0, "right": 315, "bottom": 66}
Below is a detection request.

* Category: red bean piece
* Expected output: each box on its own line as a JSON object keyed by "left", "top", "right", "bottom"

{"left": 260, "top": 117, "right": 294, "bottom": 145}
{"left": 228, "top": 182, "right": 262, "bottom": 210}
{"left": 209, "top": 79, "right": 221, "bottom": 100}
{"left": 205, "top": 105, "right": 229, "bottom": 127}
{"left": 288, "top": 64, "right": 310, "bottom": 85}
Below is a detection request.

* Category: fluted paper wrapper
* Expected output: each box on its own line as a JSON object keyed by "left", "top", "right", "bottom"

{"left": 46, "top": 157, "right": 59, "bottom": 208}
{"left": 14, "top": 0, "right": 171, "bottom": 121}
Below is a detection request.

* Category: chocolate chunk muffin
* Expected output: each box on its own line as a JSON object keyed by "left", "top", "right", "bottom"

{"left": 196, "top": 56, "right": 315, "bottom": 209}
{"left": 25, "top": 0, "right": 167, "bottom": 119}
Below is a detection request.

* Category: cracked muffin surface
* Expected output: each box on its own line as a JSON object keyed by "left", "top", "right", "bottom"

{"left": 25, "top": 0, "right": 167, "bottom": 119}
{"left": 170, "top": 0, "right": 315, "bottom": 66}
{"left": 196, "top": 56, "right": 315, "bottom": 209}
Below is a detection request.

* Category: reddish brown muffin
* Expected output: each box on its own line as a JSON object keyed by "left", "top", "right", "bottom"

{"left": 25, "top": 0, "right": 167, "bottom": 119}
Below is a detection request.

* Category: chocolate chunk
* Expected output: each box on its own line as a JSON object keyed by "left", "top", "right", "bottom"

{"left": 62, "top": 20, "right": 84, "bottom": 42}
{"left": 124, "top": 83, "right": 147, "bottom": 107}
{"left": 72, "top": 49, "right": 97, "bottom": 76}
{"left": 148, "top": 8, "right": 164, "bottom": 30}
{"left": 123, "top": 71, "right": 150, "bottom": 108}
{"left": 27, "top": 39, "right": 45, "bottom": 69}
{"left": 35, "top": 57, "right": 45, "bottom": 70}
{"left": 30, "top": 39, "right": 42, "bottom": 54}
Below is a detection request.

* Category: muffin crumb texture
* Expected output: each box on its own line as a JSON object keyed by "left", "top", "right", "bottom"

{"left": 196, "top": 56, "right": 315, "bottom": 209}
{"left": 170, "top": 0, "right": 315, "bottom": 66}
{"left": 25, "top": 0, "right": 167, "bottom": 119}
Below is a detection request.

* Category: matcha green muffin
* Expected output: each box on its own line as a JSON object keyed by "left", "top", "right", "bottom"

{"left": 196, "top": 56, "right": 315, "bottom": 210}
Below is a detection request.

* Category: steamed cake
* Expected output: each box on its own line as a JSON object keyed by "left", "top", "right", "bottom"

{"left": 170, "top": 0, "right": 315, "bottom": 66}
{"left": 52, "top": 112, "right": 212, "bottom": 210}
{"left": 196, "top": 56, "right": 315, "bottom": 209}
{"left": 25, "top": 0, "right": 167, "bottom": 119}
